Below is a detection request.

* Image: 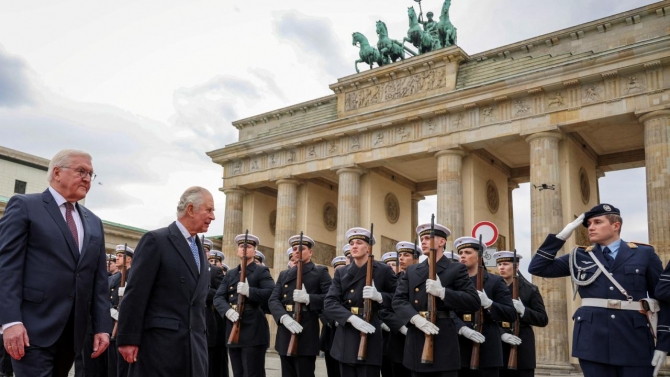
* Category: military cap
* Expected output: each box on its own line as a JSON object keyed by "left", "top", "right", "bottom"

{"left": 288, "top": 234, "right": 315, "bottom": 248}
{"left": 453, "top": 236, "right": 480, "bottom": 252}
{"left": 346, "top": 227, "right": 376, "bottom": 246}
{"left": 286, "top": 247, "right": 293, "bottom": 259}
{"left": 208, "top": 250, "right": 224, "bottom": 262}
{"left": 444, "top": 251, "right": 459, "bottom": 261}
{"left": 396, "top": 241, "right": 419, "bottom": 258}
{"left": 342, "top": 244, "right": 351, "bottom": 257}
{"left": 582, "top": 203, "right": 620, "bottom": 227}
{"left": 416, "top": 222, "right": 451, "bottom": 240}
{"left": 332, "top": 256, "right": 347, "bottom": 268}
{"left": 234, "top": 233, "right": 260, "bottom": 247}
{"left": 493, "top": 251, "right": 523, "bottom": 263}
{"left": 222, "top": 263, "right": 229, "bottom": 272}
{"left": 381, "top": 252, "right": 397, "bottom": 264}
{"left": 254, "top": 250, "right": 265, "bottom": 264}
{"left": 202, "top": 238, "right": 214, "bottom": 252}
{"left": 107, "top": 253, "right": 117, "bottom": 261}
{"left": 115, "top": 244, "right": 134, "bottom": 257}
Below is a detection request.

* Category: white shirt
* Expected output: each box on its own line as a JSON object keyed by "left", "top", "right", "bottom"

{"left": 2, "top": 187, "right": 85, "bottom": 332}
{"left": 176, "top": 220, "right": 200, "bottom": 274}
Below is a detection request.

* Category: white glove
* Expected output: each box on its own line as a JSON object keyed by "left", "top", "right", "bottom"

{"left": 410, "top": 314, "right": 439, "bottom": 335}
{"left": 652, "top": 350, "right": 667, "bottom": 377}
{"left": 501, "top": 333, "right": 522, "bottom": 345}
{"left": 280, "top": 314, "right": 303, "bottom": 334}
{"left": 237, "top": 278, "right": 250, "bottom": 297}
{"left": 512, "top": 299, "right": 525, "bottom": 317}
{"left": 458, "top": 327, "right": 485, "bottom": 343}
{"left": 117, "top": 287, "right": 125, "bottom": 297}
{"left": 225, "top": 308, "right": 240, "bottom": 322}
{"left": 293, "top": 284, "right": 310, "bottom": 305}
{"left": 110, "top": 308, "right": 119, "bottom": 321}
{"left": 362, "top": 282, "right": 383, "bottom": 304}
{"left": 381, "top": 322, "right": 390, "bottom": 332}
{"left": 478, "top": 290, "right": 493, "bottom": 309}
{"left": 426, "top": 278, "right": 445, "bottom": 300}
{"left": 399, "top": 325, "right": 408, "bottom": 335}
{"left": 347, "top": 315, "right": 375, "bottom": 334}
{"left": 556, "top": 213, "right": 585, "bottom": 240}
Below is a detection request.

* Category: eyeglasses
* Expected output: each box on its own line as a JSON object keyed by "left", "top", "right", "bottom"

{"left": 60, "top": 167, "right": 97, "bottom": 181}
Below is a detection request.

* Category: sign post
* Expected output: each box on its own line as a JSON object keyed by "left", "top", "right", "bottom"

{"left": 472, "top": 221, "right": 499, "bottom": 268}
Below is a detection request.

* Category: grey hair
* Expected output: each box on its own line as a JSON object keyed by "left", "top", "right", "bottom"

{"left": 47, "top": 149, "right": 92, "bottom": 182}
{"left": 177, "top": 186, "right": 210, "bottom": 217}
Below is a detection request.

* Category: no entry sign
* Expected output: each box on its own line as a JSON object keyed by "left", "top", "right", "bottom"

{"left": 471, "top": 221, "right": 499, "bottom": 247}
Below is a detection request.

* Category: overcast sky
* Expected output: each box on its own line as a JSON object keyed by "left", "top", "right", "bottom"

{"left": 0, "top": 0, "right": 655, "bottom": 272}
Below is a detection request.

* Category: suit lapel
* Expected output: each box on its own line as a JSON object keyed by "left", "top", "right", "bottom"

{"left": 77, "top": 203, "right": 91, "bottom": 263}
{"left": 167, "top": 222, "right": 199, "bottom": 279}
{"left": 42, "top": 190, "right": 79, "bottom": 263}
{"left": 609, "top": 240, "right": 634, "bottom": 272}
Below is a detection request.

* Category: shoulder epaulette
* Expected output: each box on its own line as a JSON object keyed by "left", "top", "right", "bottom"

{"left": 627, "top": 241, "right": 653, "bottom": 249}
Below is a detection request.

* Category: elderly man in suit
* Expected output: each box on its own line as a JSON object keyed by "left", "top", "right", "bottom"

{"left": 116, "top": 186, "right": 215, "bottom": 376}
{"left": 0, "top": 149, "right": 110, "bottom": 377}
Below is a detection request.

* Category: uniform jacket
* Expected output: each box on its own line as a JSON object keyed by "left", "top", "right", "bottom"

{"left": 116, "top": 222, "right": 209, "bottom": 377}
{"left": 498, "top": 275, "right": 548, "bottom": 370}
{"left": 324, "top": 260, "right": 397, "bottom": 366}
{"left": 206, "top": 265, "right": 225, "bottom": 348}
{"left": 109, "top": 268, "right": 132, "bottom": 310}
{"left": 393, "top": 256, "right": 480, "bottom": 372}
{"left": 0, "top": 190, "right": 111, "bottom": 353}
{"left": 528, "top": 234, "right": 670, "bottom": 365}
{"left": 452, "top": 269, "right": 516, "bottom": 369}
{"left": 213, "top": 260, "right": 274, "bottom": 348}
{"left": 269, "top": 262, "right": 332, "bottom": 356}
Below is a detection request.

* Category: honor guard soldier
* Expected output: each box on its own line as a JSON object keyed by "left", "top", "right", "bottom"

{"left": 453, "top": 236, "right": 517, "bottom": 377}
{"left": 382, "top": 252, "right": 398, "bottom": 272}
{"left": 380, "top": 251, "right": 399, "bottom": 377}
{"left": 108, "top": 245, "right": 133, "bottom": 377}
{"left": 254, "top": 250, "right": 266, "bottom": 266}
{"left": 319, "top": 256, "right": 348, "bottom": 377}
{"left": 207, "top": 251, "right": 228, "bottom": 377}
{"left": 324, "top": 227, "right": 398, "bottom": 377}
{"left": 222, "top": 263, "right": 229, "bottom": 274}
{"left": 203, "top": 238, "right": 214, "bottom": 253}
{"left": 493, "top": 252, "right": 548, "bottom": 377}
{"left": 287, "top": 247, "right": 296, "bottom": 269}
{"left": 269, "top": 235, "right": 333, "bottom": 377}
{"left": 214, "top": 234, "right": 275, "bottom": 377}
{"left": 393, "top": 225, "right": 480, "bottom": 377}
{"left": 107, "top": 253, "right": 118, "bottom": 276}
{"left": 444, "top": 251, "right": 458, "bottom": 262}
{"left": 528, "top": 204, "right": 670, "bottom": 377}
{"left": 343, "top": 244, "right": 352, "bottom": 265}
{"left": 380, "top": 242, "right": 420, "bottom": 377}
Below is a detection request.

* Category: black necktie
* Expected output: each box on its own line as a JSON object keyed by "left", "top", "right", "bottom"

{"left": 602, "top": 246, "right": 614, "bottom": 267}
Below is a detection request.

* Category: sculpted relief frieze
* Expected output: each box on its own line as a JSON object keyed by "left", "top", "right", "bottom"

{"left": 344, "top": 67, "right": 446, "bottom": 112}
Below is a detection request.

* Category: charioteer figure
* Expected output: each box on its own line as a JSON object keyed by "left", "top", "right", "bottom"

{"left": 324, "top": 227, "right": 397, "bottom": 377}
{"left": 268, "top": 234, "right": 332, "bottom": 377}
{"left": 393, "top": 223, "right": 480, "bottom": 377}
{"left": 528, "top": 203, "right": 670, "bottom": 376}
{"left": 493, "top": 251, "right": 548, "bottom": 377}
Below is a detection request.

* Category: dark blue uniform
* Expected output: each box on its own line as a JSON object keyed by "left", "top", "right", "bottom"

{"left": 452, "top": 270, "right": 516, "bottom": 377}
{"left": 498, "top": 275, "right": 548, "bottom": 377}
{"left": 529, "top": 235, "right": 670, "bottom": 376}
{"left": 206, "top": 265, "right": 228, "bottom": 377}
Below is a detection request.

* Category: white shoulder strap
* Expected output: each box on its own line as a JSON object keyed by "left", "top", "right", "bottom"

{"left": 588, "top": 251, "right": 632, "bottom": 301}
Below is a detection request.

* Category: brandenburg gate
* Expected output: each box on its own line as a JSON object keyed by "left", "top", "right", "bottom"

{"left": 208, "top": 1, "right": 670, "bottom": 370}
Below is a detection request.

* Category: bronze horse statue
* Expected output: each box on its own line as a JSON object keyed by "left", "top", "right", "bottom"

{"left": 404, "top": 6, "right": 439, "bottom": 54}
{"left": 352, "top": 32, "right": 384, "bottom": 73}
{"left": 376, "top": 20, "right": 415, "bottom": 64}
{"left": 437, "top": 0, "right": 458, "bottom": 47}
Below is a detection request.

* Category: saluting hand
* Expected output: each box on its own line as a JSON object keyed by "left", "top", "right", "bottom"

{"left": 556, "top": 213, "right": 585, "bottom": 240}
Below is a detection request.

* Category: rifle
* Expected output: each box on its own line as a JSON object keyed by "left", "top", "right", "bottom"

{"left": 228, "top": 230, "right": 249, "bottom": 345}
{"left": 111, "top": 243, "right": 128, "bottom": 339}
{"left": 287, "top": 232, "right": 304, "bottom": 356}
{"left": 508, "top": 249, "right": 520, "bottom": 370}
{"left": 470, "top": 235, "right": 484, "bottom": 370}
{"left": 357, "top": 224, "right": 374, "bottom": 361}
{"left": 421, "top": 214, "right": 437, "bottom": 364}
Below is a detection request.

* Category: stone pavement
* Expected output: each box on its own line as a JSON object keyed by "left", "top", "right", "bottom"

{"left": 70, "top": 352, "right": 585, "bottom": 376}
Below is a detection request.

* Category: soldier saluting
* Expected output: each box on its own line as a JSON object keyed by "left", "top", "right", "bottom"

{"left": 268, "top": 234, "right": 332, "bottom": 377}
{"left": 393, "top": 223, "right": 480, "bottom": 377}
{"left": 528, "top": 203, "right": 670, "bottom": 376}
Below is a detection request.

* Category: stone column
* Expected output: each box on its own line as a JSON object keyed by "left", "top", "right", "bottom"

{"left": 595, "top": 168, "right": 605, "bottom": 204}
{"left": 273, "top": 178, "right": 300, "bottom": 273}
{"left": 640, "top": 110, "right": 670, "bottom": 262}
{"left": 508, "top": 180, "right": 518, "bottom": 250}
{"left": 411, "top": 193, "right": 425, "bottom": 238}
{"left": 222, "top": 188, "right": 246, "bottom": 267}
{"left": 336, "top": 167, "right": 364, "bottom": 252}
{"left": 525, "top": 131, "right": 571, "bottom": 370}
{"left": 435, "top": 149, "right": 465, "bottom": 238}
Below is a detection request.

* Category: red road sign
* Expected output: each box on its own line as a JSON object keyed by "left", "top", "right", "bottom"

{"left": 471, "top": 221, "right": 499, "bottom": 247}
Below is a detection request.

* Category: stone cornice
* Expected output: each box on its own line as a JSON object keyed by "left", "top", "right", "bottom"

{"left": 230, "top": 94, "right": 337, "bottom": 130}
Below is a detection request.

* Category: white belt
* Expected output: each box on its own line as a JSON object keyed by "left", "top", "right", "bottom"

{"left": 581, "top": 298, "right": 642, "bottom": 311}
